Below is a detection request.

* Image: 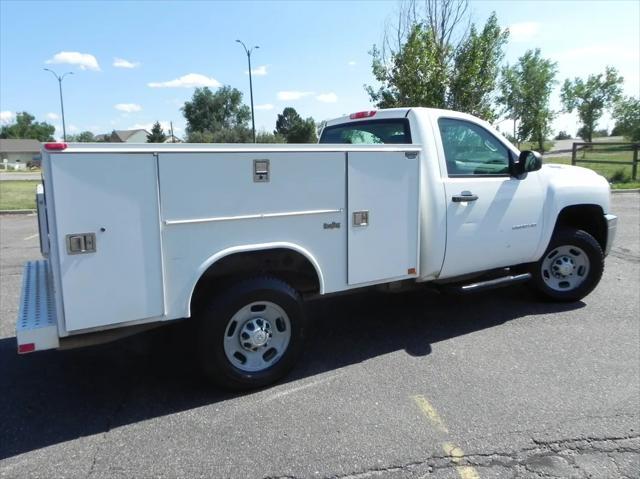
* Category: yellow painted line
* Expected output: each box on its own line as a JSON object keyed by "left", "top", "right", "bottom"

{"left": 411, "top": 395, "right": 449, "bottom": 433}
{"left": 443, "top": 442, "right": 480, "bottom": 479}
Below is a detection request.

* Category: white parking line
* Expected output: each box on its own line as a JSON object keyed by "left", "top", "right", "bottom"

{"left": 23, "top": 233, "right": 39, "bottom": 241}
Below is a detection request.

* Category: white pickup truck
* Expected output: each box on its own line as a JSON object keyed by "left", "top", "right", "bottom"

{"left": 17, "top": 107, "right": 617, "bottom": 389}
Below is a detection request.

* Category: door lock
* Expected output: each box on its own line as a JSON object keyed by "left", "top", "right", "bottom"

{"left": 66, "top": 233, "right": 96, "bottom": 254}
{"left": 352, "top": 211, "right": 369, "bottom": 227}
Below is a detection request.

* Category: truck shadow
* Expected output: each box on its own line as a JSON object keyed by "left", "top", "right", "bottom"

{"left": 0, "top": 286, "right": 584, "bottom": 460}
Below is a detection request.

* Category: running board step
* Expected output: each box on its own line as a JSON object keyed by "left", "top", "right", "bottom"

{"left": 456, "top": 273, "right": 531, "bottom": 294}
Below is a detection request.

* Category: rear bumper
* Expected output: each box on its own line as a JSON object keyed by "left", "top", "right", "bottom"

{"left": 16, "top": 260, "right": 59, "bottom": 353}
{"left": 604, "top": 214, "right": 617, "bottom": 256}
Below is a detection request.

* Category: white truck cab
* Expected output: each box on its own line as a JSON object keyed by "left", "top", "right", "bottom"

{"left": 17, "top": 107, "right": 617, "bottom": 389}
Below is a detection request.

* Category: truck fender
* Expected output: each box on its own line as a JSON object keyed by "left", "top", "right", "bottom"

{"left": 186, "top": 242, "right": 325, "bottom": 316}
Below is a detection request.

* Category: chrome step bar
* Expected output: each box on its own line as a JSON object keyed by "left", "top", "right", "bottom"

{"left": 457, "top": 273, "right": 532, "bottom": 294}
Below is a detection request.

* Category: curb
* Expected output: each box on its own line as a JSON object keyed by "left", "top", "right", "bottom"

{"left": 0, "top": 209, "right": 36, "bottom": 215}
{"left": 611, "top": 189, "right": 640, "bottom": 194}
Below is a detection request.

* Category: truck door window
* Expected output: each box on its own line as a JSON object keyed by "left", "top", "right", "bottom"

{"left": 438, "top": 118, "right": 509, "bottom": 176}
{"left": 319, "top": 119, "right": 411, "bottom": 144}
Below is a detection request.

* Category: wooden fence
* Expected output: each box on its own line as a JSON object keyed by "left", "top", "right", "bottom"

{"left": 571, "top": 142, "right": 639, "bottom": 180}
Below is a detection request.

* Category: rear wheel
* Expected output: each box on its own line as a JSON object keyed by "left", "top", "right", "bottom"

{"left": 197, "top": 276, "right": 305, "bottom": 390}
{"left": 530, "top": 228, "right": 604, "bottom": 302}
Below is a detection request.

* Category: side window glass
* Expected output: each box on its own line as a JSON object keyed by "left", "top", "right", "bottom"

{"left": 438, "top": 118, "right": 509, "bottom": 176}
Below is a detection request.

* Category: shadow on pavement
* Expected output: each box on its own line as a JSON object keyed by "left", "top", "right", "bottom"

{"left": 0, "top": 285, "right": 584, "bottom": 460}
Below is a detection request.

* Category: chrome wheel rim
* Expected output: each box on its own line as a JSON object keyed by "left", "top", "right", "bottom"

{"left": 223, "top": 301, "right": 291, "bottom": 372}
{"left": 541, "top": 245, "right": 590, "bottom": 292}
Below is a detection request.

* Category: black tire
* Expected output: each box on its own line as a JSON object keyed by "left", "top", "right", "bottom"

{"left": 530, "top": 228, "right": 604, "bottom": 302}
{"left": 196, "top": 276, "right": 305, "bottom": 390}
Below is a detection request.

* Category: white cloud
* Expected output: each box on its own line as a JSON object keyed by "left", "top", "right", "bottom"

{"left": 113, "top": 57, "right": 140, "bottom": 69}
{"left": 148, "top": 73, "right": 221, "bottom": 88}
{"left": 277, "top": 91, "right": 314, "bottom": 101}
{"left": 46, "top": 112, "right": 60, "bottom": 120}
{"left": 46, "top": 51, "right": 100, "bottom": 71}
{"left": 246, "top": 65, "right": 268, "bottom": 76}
{"left": 348, "top": 61, "right": 356, "bottom": 66}
{"left": 507, "top": 22, "right": 541, "bottom": 42}
{"left": 255, "top": 104, "right": 274, "bottom": 110}
{"left": 114, "top": 103, "right": 142, "bottom": 113}
{"left": 553, "top": 45, "right": 639, "bottom": 62}
{"left": 316, "top": 92, "right": 338, "bottom": 103}
{"left": 0, "top": 111, "right": 15, "bottom": 124}
{"left": 68, "top": 124, "right": 79, "bottom": 133}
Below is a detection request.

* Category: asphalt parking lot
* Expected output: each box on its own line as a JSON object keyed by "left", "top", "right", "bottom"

{"left": 0, "top": 194, "right": 638, "bottom": 479}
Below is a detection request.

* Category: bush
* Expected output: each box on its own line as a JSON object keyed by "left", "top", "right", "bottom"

{"left": 554, "top": 131, "right": 571, "bottom": 140}
{"left": 608, "top": 169, "right": 629, "bottom": 183}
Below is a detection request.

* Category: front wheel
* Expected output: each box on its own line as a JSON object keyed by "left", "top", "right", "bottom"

{"left": 530, "top": 228, "right": 604, "bottom": 302}
{"left": 196, "top": 276, "right": 306, "bottom": 390}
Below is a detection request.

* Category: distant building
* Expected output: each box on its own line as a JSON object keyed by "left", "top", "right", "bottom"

{"left": 164, "top": 134, "right": 182, "bottom": 143}
{"left": 0, "top": 139, "right": 41, "bottom": 169}
{"left": 95, "top": 129, "right": 150, "bottom": 143}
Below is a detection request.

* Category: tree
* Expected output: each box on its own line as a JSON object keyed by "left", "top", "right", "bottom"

{"left": 516, "top": 50, "right": 557, "bottom": 152}
{"left": 497, "top": 64, "right": 522, "bottom": 143}
{"left": 147, "top": 121, "right": 167, "bottom": 143}
{"left": 365, "top": 3, "right": 508, "bottom": 121}
{"left": 274, "top": 107, "right": 317, "bottom": 143}
{"left": 182, "top": 86, "right": 252, "bottom": 143}
{"left": 0, "top": 112, "right": 55, "bottom": 141}
{"left": 67, "top": 131, "right": 96, "bottom": 142}
{"left": 448, "top": 13, "right": 509, "bottom": 121}
{"left": 561, "top": 67, "right": 624, "bottom": 143}
{"left": 612, "top": 96, "right": 640, "bottom": 142}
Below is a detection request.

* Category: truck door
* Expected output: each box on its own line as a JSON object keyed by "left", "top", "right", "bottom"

{"left": 347, "top": 151, "right": 420, "bottom": 285}
{"left": 50, "top": 153, "right": 164, "bottom": 331}
{"left": 436, "top": 117, "right": 545, "bottom": 278}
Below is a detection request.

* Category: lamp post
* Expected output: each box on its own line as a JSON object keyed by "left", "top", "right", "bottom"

{"left": 236, "top": 39, "right": 259, "bottom": 143}
{"left": 44, "top": 68, "right": 73, "bottom": 141}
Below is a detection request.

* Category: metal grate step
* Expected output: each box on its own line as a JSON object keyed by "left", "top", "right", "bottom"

{"left": 16, "top": 260, "right": 59, "bottom": 353}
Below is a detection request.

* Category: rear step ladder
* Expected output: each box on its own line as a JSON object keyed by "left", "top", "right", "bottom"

{"left": 16, "top": 260, "right": 59, "bottom": 353}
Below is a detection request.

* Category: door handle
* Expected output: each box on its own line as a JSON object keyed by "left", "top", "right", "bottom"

{"left": 452, "top": 191, "right": 478, "bottom": 202}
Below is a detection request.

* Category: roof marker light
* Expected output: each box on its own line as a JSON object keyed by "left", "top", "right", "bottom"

{"left": 349, "top": 110, "right": 377, "bottom": 120}
{"left": 44, "top": 142, "right": 68, "bottom": 151}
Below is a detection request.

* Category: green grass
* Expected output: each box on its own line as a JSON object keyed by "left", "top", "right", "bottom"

{"left": 0, "top": 180, "right": 39, "bottom": 210}
{"left": 545, "top": 148, "right": 639, "bottom": 189}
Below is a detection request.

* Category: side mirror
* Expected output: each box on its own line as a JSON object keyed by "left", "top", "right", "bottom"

{"left": 511, "top": 150, "right": 542, "bottom": 176}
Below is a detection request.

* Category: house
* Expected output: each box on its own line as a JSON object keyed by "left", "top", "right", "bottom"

{"left": 163, "top": 134, "right": 183, "bottom": 143}
{"left": 0, "top": 139, "right": 41, "bottom": 170}
{"left": 95, "top": 129, "right": 150, "bottom": 143}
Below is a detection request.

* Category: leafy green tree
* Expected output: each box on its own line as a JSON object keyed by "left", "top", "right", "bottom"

{"left": 497, "top": 64, "right": 522, "bottom": 144}
{"left": 448, "top": 13, "right": 509, "bottom": 121}
{"left": 561, "top": 67, "right": 624, "bottom": 142}
{"left": 67, "top": 131, "right": 96, "bottom": 142}
{"left": 366, "top": 25, "right": 448, "bottom": 109}
{"left": 274, "top": 107, "right": 317, "bottom": 143}
{"left": 612, "top": 96, "right": 640, "bottom": 142}
{"left": 365, "top": 6, "right": 508, "bottom": 121}
{"left": 499, "top": 49, "right": 557, "bottom": 151}
{"left": 182, "top": 86, "right": 252, "bottom": 143}
{"left": 0, "top": 112, "right": 55, "bottom": 141}
{"left": 147, "top": 121, "right": 167, "bottom": 143}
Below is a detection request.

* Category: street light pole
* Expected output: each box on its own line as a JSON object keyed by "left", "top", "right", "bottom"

{"left": 236, "top": 39, "right": 259, "bottom": 143}
{"left": 44, "top": 69, "right": 73, "bottom": 141}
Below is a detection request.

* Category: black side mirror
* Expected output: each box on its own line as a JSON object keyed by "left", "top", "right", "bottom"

{"left": 511, "top": 150, "right": 542, "bottom": 176}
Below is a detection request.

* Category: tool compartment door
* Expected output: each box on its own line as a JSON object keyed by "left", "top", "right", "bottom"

{"left": 50, "top": 153, "right": 164, "bottom": 331}
{"left": 347, "top": 151, "right": 419, "bottom": 285}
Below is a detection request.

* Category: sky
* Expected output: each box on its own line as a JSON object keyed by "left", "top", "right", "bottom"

{"left": 0, "top": 0, "right": 638, "bottom": 140}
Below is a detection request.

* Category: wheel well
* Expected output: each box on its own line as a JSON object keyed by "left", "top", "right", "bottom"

{"left": 191, "top": 248, "right": 321, "bottom": 313}
{"left": 554, "top": 205, "right": 606, "bottom": 251}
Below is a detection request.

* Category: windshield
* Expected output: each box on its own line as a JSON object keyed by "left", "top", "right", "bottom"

{"left": 319, "top": 119, "right": 412, "bottom": 144}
